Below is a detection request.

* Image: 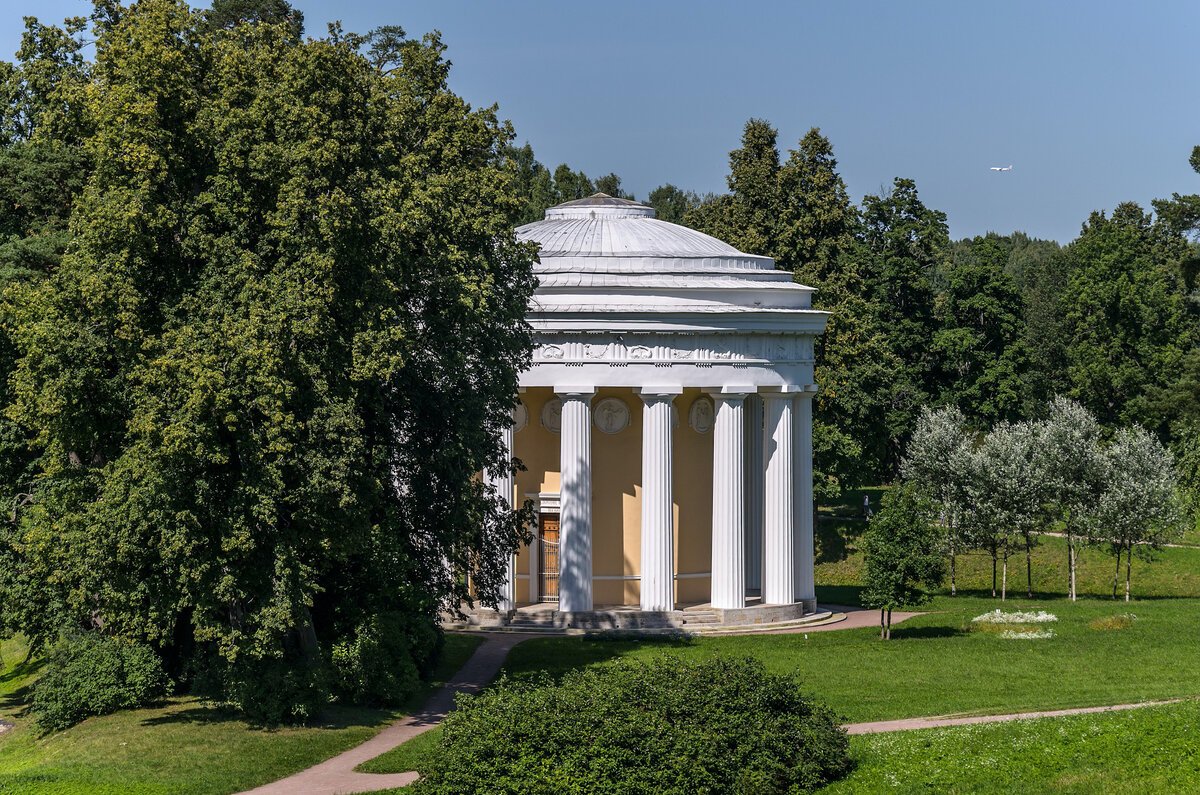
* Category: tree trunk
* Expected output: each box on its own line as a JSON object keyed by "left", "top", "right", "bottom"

{"left": 1001, "top": 550, "right": 1008, "bottom": 601}
{"left": 1113, "top": 550, "right": 1121, "bottom": 600}
{"left": 1068, "top": 534, "right": 1077, "bottom": 602}
{"left": 991, "top": 553, "right": 997, "bottom": 598}
{"left": 886, "top": 608, "right": 892, "bottom": 640}
{"left": 1125, "top": 547, "right": 1132, "bottom": 603}
{"left": 880, "top": 609, "right": 886, "bottom": 640}
{"left": 950, "top": 539, "right": 957, "bottom": 597}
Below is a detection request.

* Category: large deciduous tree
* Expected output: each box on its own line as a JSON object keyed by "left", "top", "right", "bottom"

{"left": 1, "top": 0, "right": 535, "bottom": 718}
{"left": 860, "top": 178, "right": 947, "bottom": 471}
{"left": 1060, "top": 203, "right": 1196, "bottom": 429}
{"left": 934, "top": 235, "right": 1028, "bottom": 426}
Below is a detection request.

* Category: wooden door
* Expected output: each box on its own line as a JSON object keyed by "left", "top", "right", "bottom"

{"left": 539, "top": 514, "right": 560, "bottom": 602}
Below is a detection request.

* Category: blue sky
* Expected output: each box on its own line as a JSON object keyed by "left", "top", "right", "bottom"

{"left": 4, "top": 1, "right": 1198, "bottom": 243}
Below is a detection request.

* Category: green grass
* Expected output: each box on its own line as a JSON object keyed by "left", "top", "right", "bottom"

{"left": 826, "top": 699, "right": 1200, "bottom": 793}
{"left": 816, "top": 528, "right": 1200, "bottom": 601}
{"left": 499, "top": 595, "right": 1200, "bottom": 724}
{"left": 818, "top": 486, "right": 889, "bottom": 518}
{"left": 0, "top": 632, "right": 483, "bottom": 795}
{"left": 356, "top": 724, "right": 443, "bottom": 775}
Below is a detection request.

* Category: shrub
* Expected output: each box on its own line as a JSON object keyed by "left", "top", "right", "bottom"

{"left": 193, "top": 647, "right": 328, "bottom": 726}
{"left": 31, "top": 631, "right": 170, "bottom": 731}
{"left": 414, "top": 655, "right": 851, "bottom": 794}
{"left": 331, "top": 612, "right": 439, "bottom": 707}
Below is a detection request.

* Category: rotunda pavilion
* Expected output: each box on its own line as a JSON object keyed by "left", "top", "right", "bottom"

{"left": 483, "top": 194, "right": 828, "bottom": 629}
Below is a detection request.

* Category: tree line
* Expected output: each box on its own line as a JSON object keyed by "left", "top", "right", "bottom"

{"left": 535, "top": 120, "right": 1200, "bottom": 523}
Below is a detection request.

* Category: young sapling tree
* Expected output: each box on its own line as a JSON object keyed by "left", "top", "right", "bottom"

{"left": 861, "top": 485, "right": 946, "bottom": 639}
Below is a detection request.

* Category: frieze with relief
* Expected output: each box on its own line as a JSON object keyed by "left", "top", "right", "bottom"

{"left": 529, "top": 333, "right": 814, "bottom": 365}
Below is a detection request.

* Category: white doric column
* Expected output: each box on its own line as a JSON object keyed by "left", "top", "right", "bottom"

{"left": 744, "top": 393, "right": 764, "bottom": 595}
{"left": 762, "top": 391, "right": 797, "bottom": 605}
{"left": 638, "top": 389, "right": 679, "bottom": 612}
{"left": 794, "top": 389, "right": 817, "bottom": 607}
{"left": 557, "top": 389, "right": 594, "bottom": 614}
{"left": 710, "top": 392, "right": 747, "bottom": 609}
{"left": 486, "top": 419, "right": 517, "bottom": 612}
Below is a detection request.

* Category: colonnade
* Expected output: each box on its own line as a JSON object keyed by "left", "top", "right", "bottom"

{"left": 492, "top": 386, "right": 817, "bottom": 613}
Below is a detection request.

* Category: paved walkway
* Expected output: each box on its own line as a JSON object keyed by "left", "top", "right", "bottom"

{"left": 240, "top": 632, "right": 537, "bottom": 795}
{"left": 844, "top": 698, "right": 1186, "bottom": 735}
{"left": 242, "top": 605, "right": 919, "bottom": 794}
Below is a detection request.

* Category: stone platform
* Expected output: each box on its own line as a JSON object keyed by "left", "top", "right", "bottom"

{"left": 444, "top": 597, "right": 825, "bottom": 634}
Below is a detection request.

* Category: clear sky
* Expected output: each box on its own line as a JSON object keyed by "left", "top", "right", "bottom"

{"left": 4, "top": 1, "right": 1198, "bottom": 243}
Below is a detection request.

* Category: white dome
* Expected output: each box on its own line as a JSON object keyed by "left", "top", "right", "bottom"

{"left": 515, "top": 194, "right": 814, "bottom": 316}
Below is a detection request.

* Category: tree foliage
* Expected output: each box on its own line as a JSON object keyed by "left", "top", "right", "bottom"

{"left": 860, "top": 485, "right": 945, "bottom": 639}
{"left": 0, "top": 0, "right": 535, "bottom": 719}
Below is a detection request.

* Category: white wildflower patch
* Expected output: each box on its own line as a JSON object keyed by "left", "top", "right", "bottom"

{"left": 999, "top": 628, "right": 1055, "bottom": 639}
{"left": 971, "top": 609, "right": 1058, "bottom": 625}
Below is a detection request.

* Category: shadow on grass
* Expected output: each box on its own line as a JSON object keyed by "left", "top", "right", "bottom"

{"left": 938, "top": 587, "right": 1183, "bottom": 603}
{"left": 1, "top": 656, "right": 43, "bottom": 685}
{"left": 140, "top": 699, "right": 396, "bottom": 732}
{"left": 816, "top": 585, "right": 865, "bottom": 607}
{"left": 501, "top": 635, "right": 699, "bottom": 684}
{"left": 887, "top": 625, "right": 967, "bottom": 641}
{"left": 816, "top": 519, "right": 865, "bottom": 565}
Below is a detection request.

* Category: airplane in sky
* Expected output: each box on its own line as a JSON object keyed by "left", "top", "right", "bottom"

{"left": 989, "top": 165, "right": 1013, "bottom": 171}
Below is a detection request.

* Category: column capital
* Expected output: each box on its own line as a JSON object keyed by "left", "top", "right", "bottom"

{"left": 555, "top": 386, "right": 596, "bottom": 398}
{"left": 636, "top": 385, "right": 683, "bottom": 396}
{"left": 703, "top": 386, "right": 756, "bottom": 399}
{"left": 760, "top": 385, "right": 805, "bottom": 396}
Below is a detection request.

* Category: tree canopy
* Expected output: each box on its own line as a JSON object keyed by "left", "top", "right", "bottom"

{"left": 0, "top": 0, "right": 535, "bottom": 719}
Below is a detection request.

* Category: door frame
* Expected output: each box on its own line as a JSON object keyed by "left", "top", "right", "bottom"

{"left": 526, "top": 492, "right": 560, "bottom": 604}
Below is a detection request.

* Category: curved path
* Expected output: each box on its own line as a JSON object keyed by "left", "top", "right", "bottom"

{"left": 240, "top": 633, "right": 538, "bottom": 795}
{"left": 237, "top": 604, "right": 932, "bottom": 794}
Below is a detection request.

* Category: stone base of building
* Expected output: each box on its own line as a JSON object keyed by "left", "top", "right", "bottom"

{"left": 445, "top": 598, "right": 827, "bottom": 634}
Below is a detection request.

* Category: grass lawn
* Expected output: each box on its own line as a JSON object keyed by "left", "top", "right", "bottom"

{"left": 817, "top": 526, "right": 1200, "bottom": 601}
{"left": 826, "top": 699, "right": 1200, "bottom": 793}
{"left": 356, "top": 724, "right": 443, "bottom": 775}
{"left": 497, "top": 593, "right": 1200, "bottom": 724}
{"left": 818, "top": 486, "right": 889, "bottom": 519}
{"left": 0, "top": 632, "right": 483, "bottom": 795}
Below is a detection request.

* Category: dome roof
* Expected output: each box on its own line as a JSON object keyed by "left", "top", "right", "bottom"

{"left": 518, "top": 194, "right": 772, "bottom": 270}
{"left": 515, "top": 195, "right": 816, "bottom": 319}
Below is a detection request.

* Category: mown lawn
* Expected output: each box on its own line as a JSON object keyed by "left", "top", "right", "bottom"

{"left": 498, "top": 593, "right": 1200, "bottom": 724}
{"left": 827, "top": 699, "right": 1200, "bottom": 793}
{"left": 0, "top": 633, "right": 482, "bottom": 795}
{"left": 816, "top": 526, "right": 1200, "bottom": 601}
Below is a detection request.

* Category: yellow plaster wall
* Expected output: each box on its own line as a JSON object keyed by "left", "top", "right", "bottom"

{"left": 512, "top": 388, "right": 559, "bottom": 603}
{"left": 674, "top": 389, "right": 714, "bottom": 603}
{"left": 590, "top": 388, "right": 642, "bottom": 606}
{"left": 511, "top": 386, "right": 714, "bottom": 608}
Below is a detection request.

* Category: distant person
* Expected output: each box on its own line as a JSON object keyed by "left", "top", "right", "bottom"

{"left": 862, "top": 493, "right": 871, "bottom": 519}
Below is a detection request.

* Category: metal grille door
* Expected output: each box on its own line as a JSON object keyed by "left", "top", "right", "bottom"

{"left": 539, "top": 515, "right": 560, "bottom": 602}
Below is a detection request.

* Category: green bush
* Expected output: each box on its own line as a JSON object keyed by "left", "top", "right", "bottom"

{"left": 414, "top": 655, "right": 851, "bottom": 794}
{"left": 331, "top": 611, "right": 441, "bottom": 707}
{"left": 192, "top": 647, "right": 329, "bottom": 726}
{"left": 31, "top": 631, "right": 171, "bottom": 731}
